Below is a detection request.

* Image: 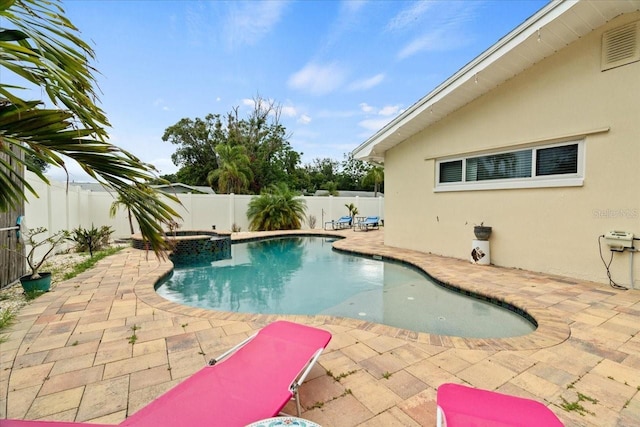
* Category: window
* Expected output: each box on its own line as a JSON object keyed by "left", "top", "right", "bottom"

{"left": 436, "top": 141, "right": 583, "bottom": 191}
{"left": 439, "top": 160, "right": 462, "bottom": 183}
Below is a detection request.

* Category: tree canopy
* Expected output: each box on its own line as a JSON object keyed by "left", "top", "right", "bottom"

{"left": 162, "top": 103, "right": 383, "bottom": 196}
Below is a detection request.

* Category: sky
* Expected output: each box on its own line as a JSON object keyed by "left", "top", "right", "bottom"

{"left": 42, "top": 0, "right": 549, "bottom": 182}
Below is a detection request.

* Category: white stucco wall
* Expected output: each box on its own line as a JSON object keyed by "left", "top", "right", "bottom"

{"left": 384, "top": 12, "right": 640, "bottom": 287}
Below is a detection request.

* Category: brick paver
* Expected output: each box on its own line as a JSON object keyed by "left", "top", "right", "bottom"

{"left": 1, "top": 229, "right": 640, "bottom": 426}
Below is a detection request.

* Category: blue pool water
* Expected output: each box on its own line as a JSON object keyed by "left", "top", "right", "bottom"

{"left": 156, "top": 236, "right": 535, "bottom": 338}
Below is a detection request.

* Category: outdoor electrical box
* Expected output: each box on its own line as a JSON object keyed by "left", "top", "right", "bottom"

{"left": 604, "top": 231, "right": 634, "bottom": 250}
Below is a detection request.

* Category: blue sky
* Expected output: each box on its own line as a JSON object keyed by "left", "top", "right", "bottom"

{"left": 48, "top": 0, "right": 549, "bottom": 182}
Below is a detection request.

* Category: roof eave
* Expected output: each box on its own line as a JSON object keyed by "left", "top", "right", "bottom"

{"left": 352, "top": 0, "right": 585, "bottom": 161}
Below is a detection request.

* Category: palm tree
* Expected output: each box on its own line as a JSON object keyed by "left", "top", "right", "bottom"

{"left": 110, "top": 193, "right": 135, "bottom": 236}
{"left": 207, "top": 143, "right": 253, "bottom": 194}
{"left": 362, "top": 166, "right": 384, "bottom": 197}
{"left": 344, "top": 202, "right": 359, "bottom": 223}
{"left": 0, "top": 0, "right": 179, "bottom": 254}
{"left": 109, "top": 183, "right": 162, "bottom": 236}
{"left": 247, "top": 183, "right": 306, "bottom": 231}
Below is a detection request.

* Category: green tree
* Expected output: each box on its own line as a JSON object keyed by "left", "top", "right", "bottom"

{"left": 362, "top": 166, "right": 384, "bottom": 196}
{"left": 304, "top": 157, "right": 340, "bottom": 193}
{"left": 0, "top": 0, "right": 179, "bottom": 254}
{"left": 337, "top": 153, "right": 371, "bottom": 191}
{"left": 163, "top": 97, "right": 302, "bottom": 194}
{"left": 161, "top": 114, "right": 220, "bottom": 186}
{"left": 247, "top": 183, "right": 307, "bottom": 231}
{"left": 321, "top": 181, "right": 339, "bottom": 196}
{"left": 207, "top": 143, "right": 253, "bottom": 194}
{"left": 237, "top": 97, "right": 302, "bottom": 193}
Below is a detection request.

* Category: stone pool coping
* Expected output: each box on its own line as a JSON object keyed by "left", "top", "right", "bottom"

{"left": 135, "top": 229, "right": 571, "bottom": 351}
{"left": 4, "top": 228, "right": 640, "bottom": 426}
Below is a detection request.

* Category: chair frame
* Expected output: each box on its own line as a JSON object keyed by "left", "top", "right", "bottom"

{"left": 4, "top": 321, "right": 332, "bottom": 427}
{"left": 208, "top": 331, "right": 326, "bottom": 416}
{"left": 355, "top": 216, "right": 379, "bottom": 231}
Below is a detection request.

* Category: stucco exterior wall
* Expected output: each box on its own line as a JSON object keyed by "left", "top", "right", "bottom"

{"left": 385, "top": 12, "right": 640, "bottom": 287}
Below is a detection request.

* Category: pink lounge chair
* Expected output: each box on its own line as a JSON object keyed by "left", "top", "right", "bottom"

{"left": 3, "top": 321, "right": 332, "bottom": 427}
{"left": 436, "top": 383, "right": 564, "bottom": 427}
{"left": 1, "top": 422, "right": 113, "bottom": 427}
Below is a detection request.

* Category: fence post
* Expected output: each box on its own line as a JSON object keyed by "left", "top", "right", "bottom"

{"left": 229, "top": 193, "right": 235, "bottom": 231}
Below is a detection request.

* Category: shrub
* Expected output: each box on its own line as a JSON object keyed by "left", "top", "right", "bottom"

{"left": 71, "top": 225, "right": 114, "bottom": 256}
{"left": 247, "top": 183, "right": 307, "bottom": 231}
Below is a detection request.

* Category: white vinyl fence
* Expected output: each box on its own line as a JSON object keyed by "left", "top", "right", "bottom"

{"left": 24, "top": 171, "right": 384, "bottom": 240}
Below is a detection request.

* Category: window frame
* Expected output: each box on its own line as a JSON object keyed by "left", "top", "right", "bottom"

{"left": 435, "top": 140, "right": 585, "bottom": 192}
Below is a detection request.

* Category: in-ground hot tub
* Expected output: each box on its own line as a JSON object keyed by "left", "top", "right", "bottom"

{"left": 132, "top": 230, "right": 231, "bottom": 265}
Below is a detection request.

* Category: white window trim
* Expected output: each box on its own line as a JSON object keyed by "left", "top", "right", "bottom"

{"left": 434, "top": 140, "right": 585, "bottom": 192}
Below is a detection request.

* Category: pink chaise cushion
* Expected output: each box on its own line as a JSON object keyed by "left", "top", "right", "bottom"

{"left": 120, "top": 321, "right": 331, "bottom": 427}
{"left": 437, "top": 383, "right": 564, "bottom": 426}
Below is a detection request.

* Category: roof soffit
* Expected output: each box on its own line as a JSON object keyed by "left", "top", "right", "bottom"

{"left": 353, "top": 0, "right": 640, "bottom": 162}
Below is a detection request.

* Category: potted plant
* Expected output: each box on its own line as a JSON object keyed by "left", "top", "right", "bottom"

{"left": 9, "top": 227, "right": 69, "bottom": 293}
{"left": 473, "top": 222, "right": 492, "bottom": 240}
{"left": 345, "top": 203, "right": 359, "bottom": 225}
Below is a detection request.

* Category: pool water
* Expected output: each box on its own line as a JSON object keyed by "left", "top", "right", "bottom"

{"left": 156, "top": 236, "right": 535, "bottom": 338}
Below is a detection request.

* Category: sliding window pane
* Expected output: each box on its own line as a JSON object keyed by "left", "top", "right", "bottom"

{"left": 439, "top": 160, "right": 463, "bottom": 183}
{"left": 536, "top": 144, "right": 578, "bottom": 176}
{"left": 467, "top": 150, "right": 532, "bottom": 181}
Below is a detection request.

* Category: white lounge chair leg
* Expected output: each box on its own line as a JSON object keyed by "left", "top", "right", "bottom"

{"left": 436, "top": 405, "right": 446, "bottom": 427}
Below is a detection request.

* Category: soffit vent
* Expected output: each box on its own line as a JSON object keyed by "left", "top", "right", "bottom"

{"left": 602, "top": 21, "right": 640, "bottom": 71}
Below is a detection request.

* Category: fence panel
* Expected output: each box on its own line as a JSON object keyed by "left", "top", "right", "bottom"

{"left": 23, "top": 172, "right": 384, "bottom": 241}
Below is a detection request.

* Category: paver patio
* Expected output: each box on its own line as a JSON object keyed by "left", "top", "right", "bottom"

{"left": 1, "top": 229, "right": 639, "bottom": 426}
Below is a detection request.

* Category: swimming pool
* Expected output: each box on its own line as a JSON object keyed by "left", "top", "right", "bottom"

{"left": 156, "top": 236, "right": 535, "bottom": 338}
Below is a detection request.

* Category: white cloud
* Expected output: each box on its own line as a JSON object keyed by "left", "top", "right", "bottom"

{"left": 151, "top": 158, "right": 180, "bottom": 176}
{"left": 297, "top": 114, "right": 312, "bottom": 125}
{"left": 391, "top": 1, "right": 477, "bottom": 60}
{"left": 288, "top": 62, "right": 347, "bottom": 95}
{"left": 359, "top": 103, "right": 374, "bottom": 113}
{"left": 184, "top": 3, "right": 207, "bottom": 47}
{"left": 398, "top": 29, "right": 458, "bottom": 59}
{"left": 45, "top": 163, "right": 94, "bottom": 184}
{"left": 358, "top": 117, "right": 394, "bottom": 132}
{"left": 386, "top": 1, "right": 435, "bottom": 32}
{"left": 315, "top": 109, "right": 359, "bottom": 119}
{"left": 348, "top": 73, "right": 385, "bottom": 91}
{"left": 343, "top": 0, "right": 367, "bottom": 14}
{"left": 224, "top": 1, "right": 288, "bottom": 48}
{"left": 281, "top": 105, "right": 298, "bottom": 117}
{"left": 378, "top": 105, "right": 401, "bottom": 116}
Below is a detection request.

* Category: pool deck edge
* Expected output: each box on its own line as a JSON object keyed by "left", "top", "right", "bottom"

{"left": 2, "top": 228, "right": 640, "bottom": 427}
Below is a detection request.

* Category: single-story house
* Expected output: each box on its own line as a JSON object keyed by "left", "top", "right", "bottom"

{"left": 313, "top": 190, "right": 383, "bottom": 198}
{"left": 151, "top": 183, "right": 215, "bottom": 195}
{"left": 70, "top": 182, "right": 215, "bottom": 195}
{"left": 353, "top": 0, "right": 639, "bottom": 288}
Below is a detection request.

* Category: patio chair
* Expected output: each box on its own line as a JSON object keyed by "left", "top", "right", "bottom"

{"left": 356, "top": 216, "right": 379, "bottom": 231}
{"left": 436, "top": 383, "right": 564, "bottom": 426}
{"left": 3, "top": 321, "right": 332, "bottom": 427}
{"left": 325, "top": 215, "right": 352, "bottom": 230}
{"left": 1, "top": 421, "right": 113, "bottom": 426}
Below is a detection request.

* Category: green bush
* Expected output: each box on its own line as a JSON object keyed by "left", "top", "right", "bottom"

{"left": 247, "top": 183, "right": 307, "bottom": 231}
{"left": 71, "top": 225, "right": 114, "bottom": 256}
